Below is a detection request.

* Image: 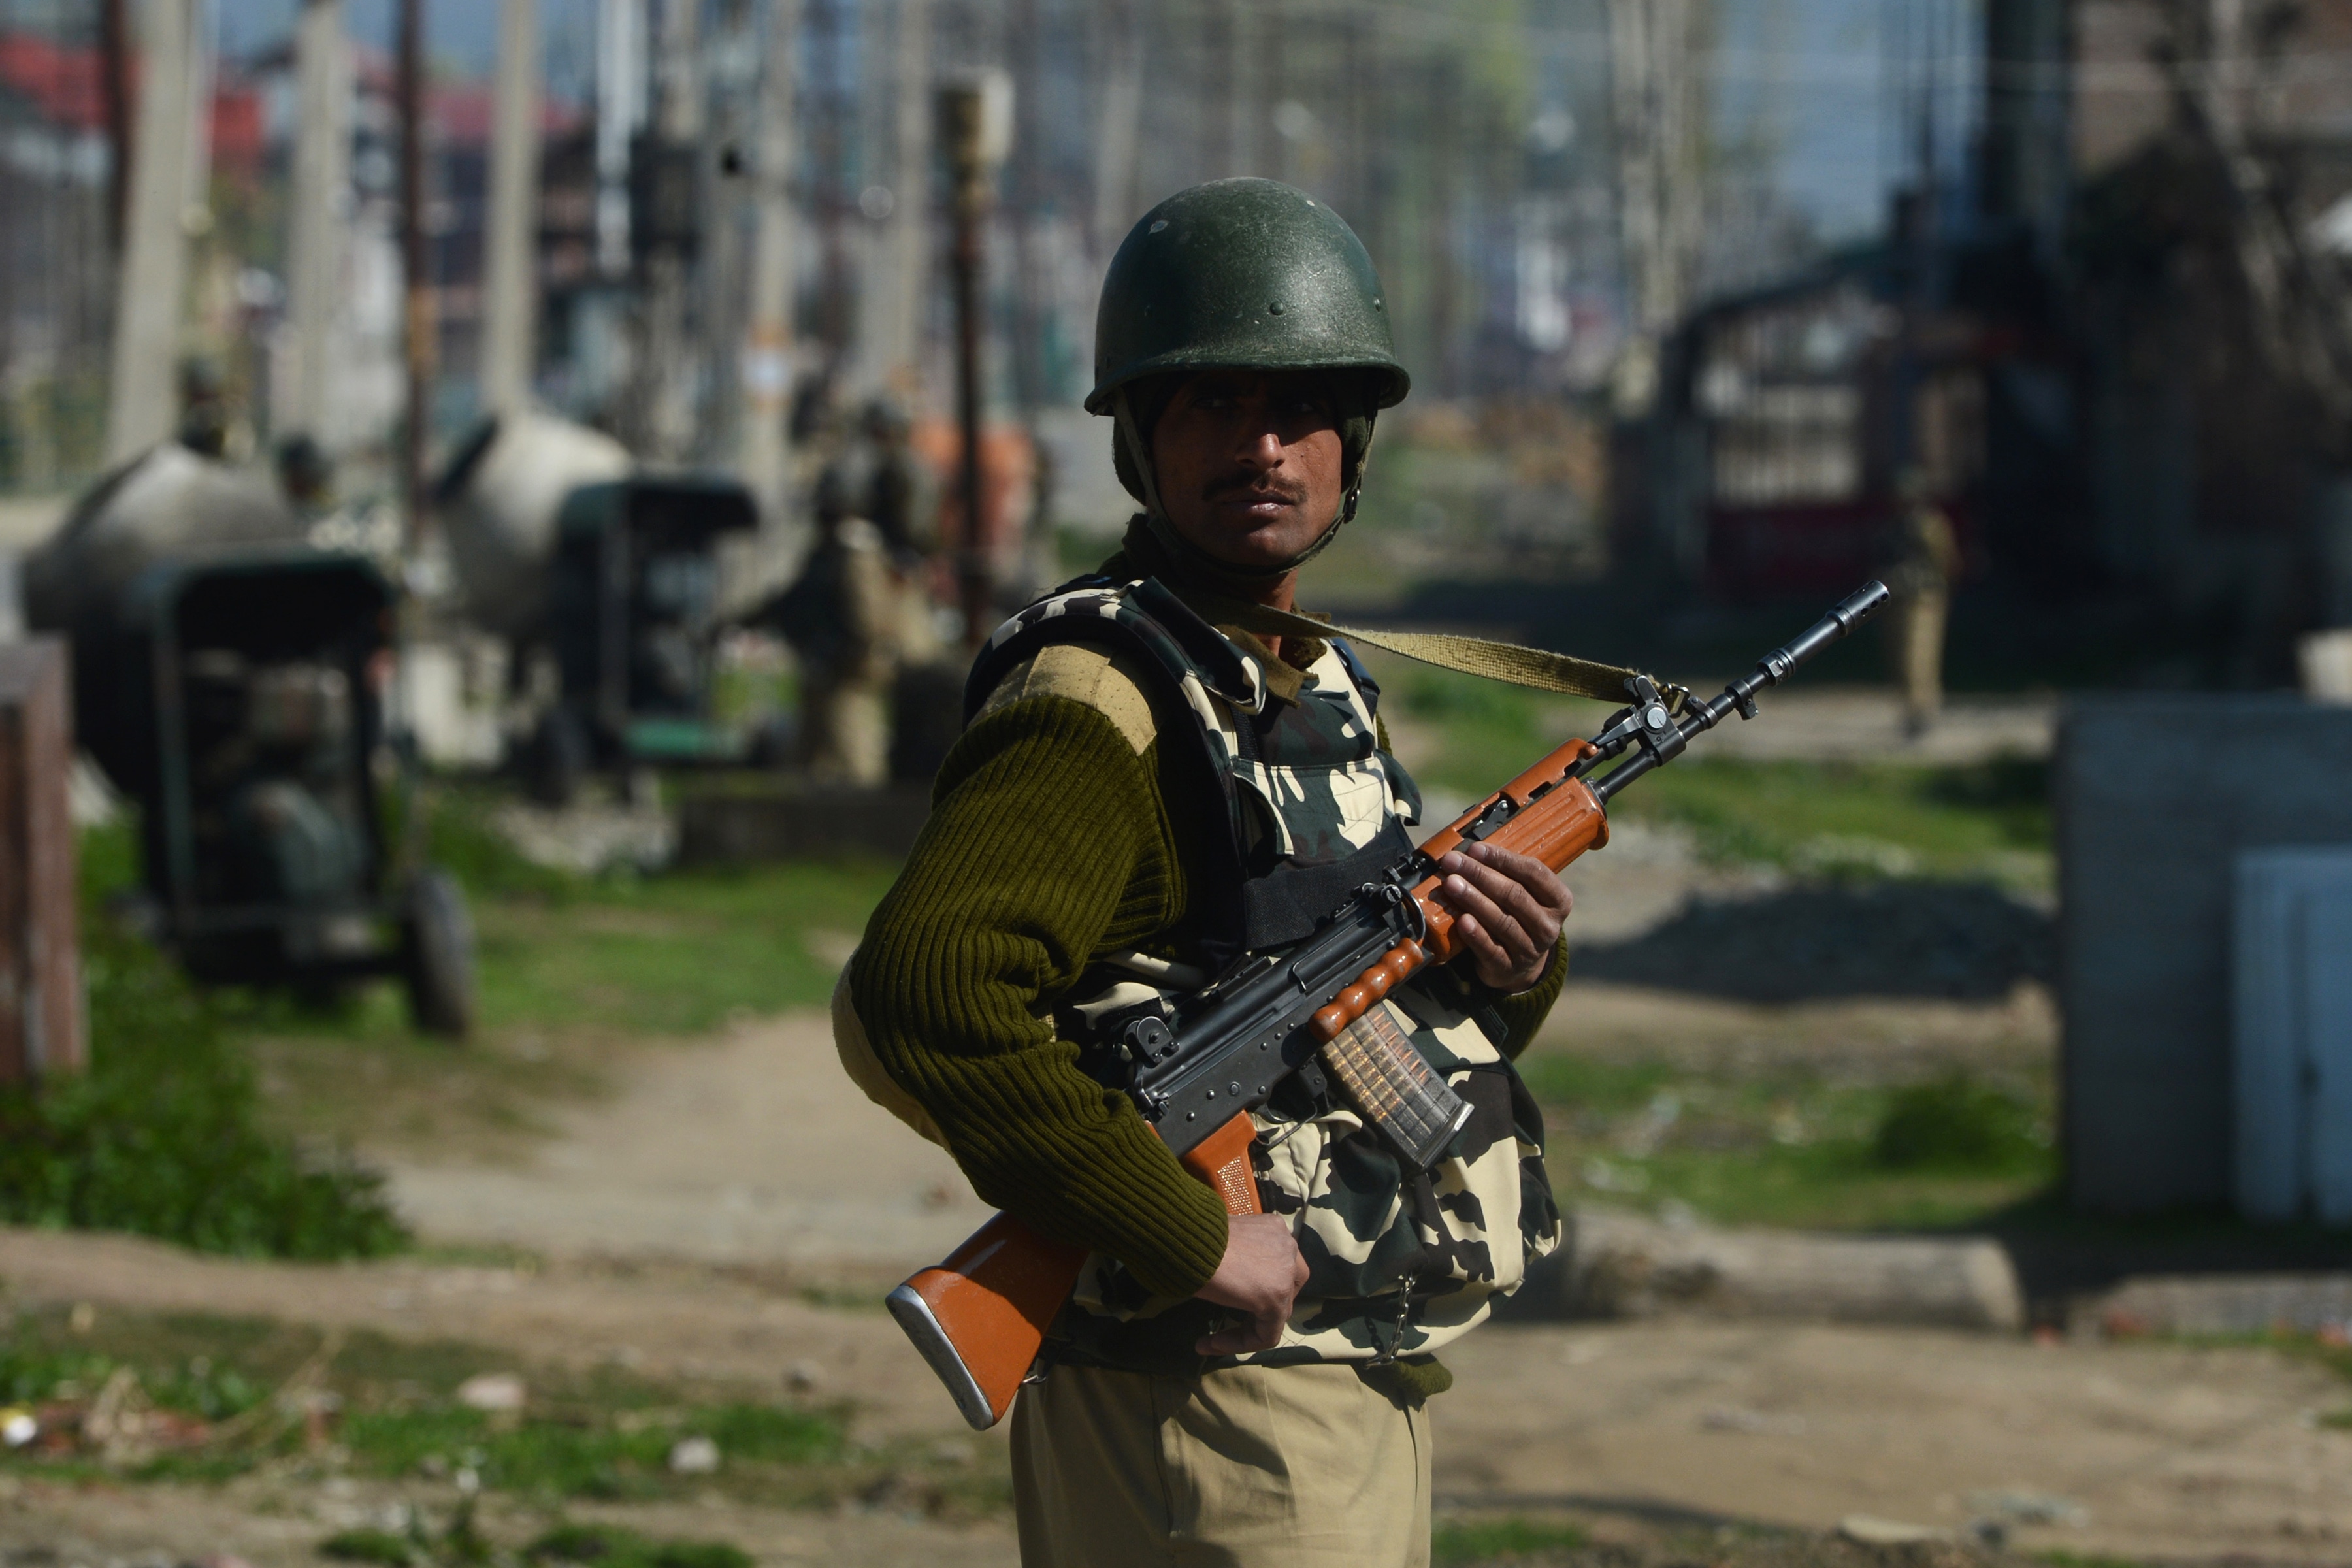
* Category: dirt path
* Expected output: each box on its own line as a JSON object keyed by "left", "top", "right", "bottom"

{"left": 378, "top": 1011, "right": 982, "bottom": 1269}
{"left": 0, "top": 1469, "right": 1019, "bottom": 1568}
{"left": 6, "top": 1228, "right": 2349, "bottom": 1563}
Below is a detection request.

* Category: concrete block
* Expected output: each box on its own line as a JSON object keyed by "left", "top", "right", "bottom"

{"left": 2058, "top": 698, "right": 2352, "bottom": 1214}
{"left": 676, "top": 781, "right": 933, "bottom": 864}
{"left": 2234, "top": 848, "right": 2352, "bottom": 1222}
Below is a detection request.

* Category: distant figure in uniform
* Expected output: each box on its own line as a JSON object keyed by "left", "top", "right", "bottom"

{"left": 276, "top": 435, "right": 335, "bottom": 514}
{"left": 858, "top": 396, "right": 932, "bottom": 567}
{"left": 765, "top": 465, "right": 896, "bottom": 785}
{"left": 1883, "top": 468, "right": 1962, "bottom": 738}
{"left": 178, "top": 357, "right": 234, "bottom": 459}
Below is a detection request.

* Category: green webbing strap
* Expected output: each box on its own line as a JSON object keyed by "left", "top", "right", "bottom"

{"left": 1205, "top": 596, "right": 1665, "bottom": 706}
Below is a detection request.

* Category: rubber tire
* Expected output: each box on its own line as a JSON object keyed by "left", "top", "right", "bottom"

{"left": 526, "top": 706, "right": 589, "bottom": 808}
{"left": 402, "top": 869, "right": 478, "bottom": 1039}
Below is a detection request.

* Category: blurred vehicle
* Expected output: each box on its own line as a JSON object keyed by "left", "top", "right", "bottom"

{"left": 525, "top": 474, "right": 760, "bottom": 804}
{"left": 70, "top": 550, "right": 475, "bottom": 1035}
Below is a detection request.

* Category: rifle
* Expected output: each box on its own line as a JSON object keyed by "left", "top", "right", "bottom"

{"left": 886, "top": 581, "right": 1892, "bottom": 1429}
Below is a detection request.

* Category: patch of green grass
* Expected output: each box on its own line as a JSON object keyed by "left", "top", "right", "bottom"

{"left": 466, "top": 858, "right": 892, "bottom": 1037}
{"left": 1528, "top": 1058, "right": 2055, "bottom": 1231}
{"left": 0, "top": 1308, "right": 992, "bottom": 1516}
{"left": 338, "top": 1401, "right": 843, "bottom": 1500}
{"left": 1432, "top": 1516, "right": 1590, "bottom": 1567}
{"left": 2036, "top": 1553, "right": 2154, "bottom": 1568}
{"left": 233, "top": 791, "right": 898, "bottom": 1053}
{"left": 1386, "top": 666, "right": 2050, "bottom": 888}
{"left": 1617, "top": 756, "right": 2051, "bottom": 887}
{"left": 1872, "top": 1073, "right": 2044, "bottom": 1171}
{"left": 0, "top": 826, "right": 406, "bottom": 1260}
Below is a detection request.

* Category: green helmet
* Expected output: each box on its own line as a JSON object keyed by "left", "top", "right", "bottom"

{"left": 1086, "top": 178, "right": 1410, "bottom": 415}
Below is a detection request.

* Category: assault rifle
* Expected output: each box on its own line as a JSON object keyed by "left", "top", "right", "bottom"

{"left": 887, "top": 581, "right": 1892, "bottom": 1429}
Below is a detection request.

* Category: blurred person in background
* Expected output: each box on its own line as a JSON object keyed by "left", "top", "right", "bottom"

{"left": 1884, "top": 467, "right": 1961, "bottom": 738}
{"left": 844, "top": 179, "right": 1571, "bottom": 1567}
{"left": 763, "top": 463, "right": 897, "bottom": 784}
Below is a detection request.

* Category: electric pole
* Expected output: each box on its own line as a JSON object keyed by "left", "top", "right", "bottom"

{"left": 397, "top": 0, "right": 432, "bottom": 540}
{"left": 282, "top": 0, "right": 350, "bottom": 440}
{"left": 739, "top": 0, "right": 799, "bottom": 513}
{"left": 1090, "top": 0, "right": 1141, "bottom": 258}
{"left": 98, "top": 0, "right": 131, "bottom": 256}
{"left": 938, "top": 68, "right": 1009, "bottom": 650}
{"left": 638, "top": 0, "right": 704, "bottom": 462}
{"left": 482, "top": 0, "right": 542, "bottom": 417}
{"left": 105, "top": 0, "right": 200, "bottom": 463}
{"left": 886, "top": 0, "right": 930, "bottom": 397}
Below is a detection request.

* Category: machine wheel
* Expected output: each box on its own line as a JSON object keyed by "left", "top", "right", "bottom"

{"left": 525, "top": 706, "right": 589, "bottom": 807}
{"left": 402, "top": 869, "right": 477, "bottom": 1039}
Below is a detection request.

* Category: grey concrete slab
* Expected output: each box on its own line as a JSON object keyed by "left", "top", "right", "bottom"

{"left": 2058, "top": 697, "right": 2352, "bottom": 1213}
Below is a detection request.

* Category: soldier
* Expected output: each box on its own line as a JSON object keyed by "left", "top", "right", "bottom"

{"left": 857, "top": 395, "right": 934, "bottom": 568}
{"left": 1883, "top": 468, "right": 1962, "bottom": 738}
{"left": 845, "top": 180, "right": 1571, "bottom": 1565}
{"left": 768, "top": 464, "right": 897, "bottom": 784}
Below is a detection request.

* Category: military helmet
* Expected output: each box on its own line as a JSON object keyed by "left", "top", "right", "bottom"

{"left": 1086, "top": 178, "right": 1410, "bottom": 416}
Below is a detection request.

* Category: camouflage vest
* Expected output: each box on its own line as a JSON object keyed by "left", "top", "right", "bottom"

{"left": 968, "top": 575, "right": 1561, "bottom": 1375}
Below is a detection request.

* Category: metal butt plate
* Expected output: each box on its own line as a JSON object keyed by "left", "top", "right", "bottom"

{"left": 885, "top": 1284, "right": 1000, "bottom": 1431}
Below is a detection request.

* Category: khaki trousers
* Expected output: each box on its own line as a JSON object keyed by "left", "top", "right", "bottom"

{"left": 798, "top": 677, "right": 889, "bottom": 785}
{"left": 1887, "top": 586, "right": 1949, "bottom": 727}
{"left": 1011, "top": 1362, "right": 1430, "bottom": 1568}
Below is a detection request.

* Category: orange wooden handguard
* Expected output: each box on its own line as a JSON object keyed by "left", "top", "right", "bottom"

{"left": 1311, "top": 938, "right": 1426, "bottom": 1041}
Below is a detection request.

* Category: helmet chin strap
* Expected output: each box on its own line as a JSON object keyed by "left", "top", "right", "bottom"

{"left": 1113, "top": 387, "right": 1375, "bottom": 585}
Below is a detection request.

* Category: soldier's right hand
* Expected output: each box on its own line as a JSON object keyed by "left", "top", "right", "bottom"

{"left": 1193, "top": 1213, "right": 1310, "bottom": 1357}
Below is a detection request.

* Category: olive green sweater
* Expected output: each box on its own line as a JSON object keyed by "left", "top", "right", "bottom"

{"left": 850, "top": 578, "right": 1567, "bottom": 1299}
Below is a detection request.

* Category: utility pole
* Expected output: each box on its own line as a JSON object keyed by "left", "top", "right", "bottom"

{"left": 1089, "top": 0, "right": 1141, "bottom": 258}
{"left": 481, "top": 0, "right": 542, "bottom": 417}
{"left": 282, "top": 0, "right": 350, "bottom": 440}
{"left": 595, "top": 0, "right": 646, "bottom": 279}
{"left": 397, "top": 0, "right": 432, "bottom": 540}
{"left": 739, "top": 0, "right": 798, "bottom": 512}
{"left": 98, "top": 0, "right": 132, "bottom": 256}
{"left": 637, "top": 0, "right": 703, "bottom": 462}
{"left": 105, "top": 0, "right": 200, "bottom": 463}
{"left": 886, "top": 0, "right": 931, "bottom": 398}
{"left": 1607, "top": 0, "right": 1702, "bottom": 411}
{"left": 938, "top": 69, "right": 1009, "bottom": 651}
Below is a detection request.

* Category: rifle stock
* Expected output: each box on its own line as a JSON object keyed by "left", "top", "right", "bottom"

{"left": 886, "top": 1111, "right": 1264, "bottom": 1431}
{"left": 886, "top": 583, "right": 1890, "bottom": 1429}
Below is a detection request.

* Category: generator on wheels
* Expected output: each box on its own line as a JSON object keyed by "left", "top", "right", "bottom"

{"left": 76, "top": 550, "right": 477, "bottom": 1036}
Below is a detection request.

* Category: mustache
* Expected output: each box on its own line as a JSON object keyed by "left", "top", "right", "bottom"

{"left": 1200, "top": 470, "right": 1306, "bottom": 506}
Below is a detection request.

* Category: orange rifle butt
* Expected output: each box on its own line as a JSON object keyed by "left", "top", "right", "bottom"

{"left": 886, "top": 1111, "right": 1264, "bottom": 1431}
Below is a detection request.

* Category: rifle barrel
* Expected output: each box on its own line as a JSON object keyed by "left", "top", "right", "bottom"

{"left": 1590, "top": 580, "right": 1890, "bottom": 804}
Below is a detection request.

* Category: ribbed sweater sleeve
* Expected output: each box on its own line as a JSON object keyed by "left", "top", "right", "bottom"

{"left": 1484, "top": 938, "right": 1569, "bottom": 1061}
{"left": 849, "top": 694, "right": 1230, "bottom": 1298}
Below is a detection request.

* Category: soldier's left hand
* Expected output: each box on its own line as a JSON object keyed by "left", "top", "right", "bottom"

{"left": 1435, "top": 842, "right": 1571, "bottom": 993}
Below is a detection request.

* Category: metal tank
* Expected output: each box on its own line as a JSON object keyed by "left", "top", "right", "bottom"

{"left": 23, "top": 443, "right": 309, "bottom": 640}
{"left": 432, "top": 411, "right": 632, "bottom": 639}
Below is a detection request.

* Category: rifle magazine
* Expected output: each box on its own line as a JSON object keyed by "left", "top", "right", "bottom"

{"left": 1319, "top": 1004, "right": 1472, "bottom": 1169}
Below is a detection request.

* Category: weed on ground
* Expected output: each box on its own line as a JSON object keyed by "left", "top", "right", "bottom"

{"left": 1521, "top": 1052, "right": 2055, "bottom": 1232}
{"left": 0, "top": 825, "right": 404, "bottom": 1260}
{"left": 0, "top": 1305, "right": 1005, "bottom": 1518}
{"left": 1429, "top": 1511, "right": 2087, "bottom": 1568}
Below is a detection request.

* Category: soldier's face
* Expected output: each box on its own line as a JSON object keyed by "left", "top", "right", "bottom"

{"left": 1151, "top": 370, "right": 1345, "bottom": 572}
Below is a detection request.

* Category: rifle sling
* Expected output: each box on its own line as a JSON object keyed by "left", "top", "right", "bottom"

{"left": 1203, "top": 596, "right": 1654, "bottom": 706}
